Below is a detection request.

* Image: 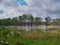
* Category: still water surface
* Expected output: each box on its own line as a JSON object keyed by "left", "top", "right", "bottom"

{"left": 5, "top": 25, "right": 60, "bottom": 31}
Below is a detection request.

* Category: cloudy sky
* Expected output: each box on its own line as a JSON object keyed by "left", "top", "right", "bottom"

{"left": 0, "top": 0, "right": 60, "bottom": 19}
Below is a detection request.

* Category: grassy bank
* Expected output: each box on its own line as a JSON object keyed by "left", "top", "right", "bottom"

{"left": 0, "top": 27, "right": 60, "bottom": 45}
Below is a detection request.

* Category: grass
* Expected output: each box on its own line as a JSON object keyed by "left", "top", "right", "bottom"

{"left": 47, "top": 28, "right": 60, "bottom": 31}
{"left": 0, "top": 27, "right": 60, "bottom": 45}
{"left": 46, "top": 28, "right": 60, "bottom": 33}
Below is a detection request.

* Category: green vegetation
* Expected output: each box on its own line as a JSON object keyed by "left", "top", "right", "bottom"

{"left": 47, "top": 28, "right": 60, "bottom": 30}
{"left": 0, "top": 27, "right": 60, "bottom": 45}
{"left": 0, "top": 14, "right": 60, "bottom": 45}
{"left": 0, "top": 14, "right": 60, "bottom": 26}
{"left": 46, "top": 28, "right": 60, "bottom": 33}
{"left": 0, "top": 14, "right": 42, "bottom": 26}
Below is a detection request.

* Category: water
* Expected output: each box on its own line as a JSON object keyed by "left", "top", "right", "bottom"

{"left": 5, "top": 25, "right": 60, "bottom": 31}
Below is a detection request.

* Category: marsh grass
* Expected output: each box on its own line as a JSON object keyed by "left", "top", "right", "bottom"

{"left": 0, "top": 27, "right": 60, "bottom": 45}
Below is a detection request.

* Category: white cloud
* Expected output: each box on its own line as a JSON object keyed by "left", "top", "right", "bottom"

{"left": 0, "top": 0, "right": 60, "bottom": 19}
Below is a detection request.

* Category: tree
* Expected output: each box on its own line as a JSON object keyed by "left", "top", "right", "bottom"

{"left": 22, "top": 14, "right": 27, "bottom": 26}
{"left": 45, "top": 17, "right": 51, "bottom": 32}
{"left": 58, "top": 18, "right": 60, "bottom": 25}
{"left": 12, "top": 17, "right": 18, "bottom": 26}
{"left": 19, "top": 16, "right": 23, "bottom": 26}
{"left": 28, "top": 14, "right": 34, "bottom": 31}
{"left": 6, "top": 18, "right": 11, "bottom": 26}
{"left": 35, "top": 17, "right": 42, "bottom": 26}
{"left": 19, "top": 16, "right": 23, "bottom": 30}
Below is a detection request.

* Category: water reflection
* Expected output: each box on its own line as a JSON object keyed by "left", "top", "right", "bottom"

{"left": 5, "top": 25, "right": 60, "bottom": 31}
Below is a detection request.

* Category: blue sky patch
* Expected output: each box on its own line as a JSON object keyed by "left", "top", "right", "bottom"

{"left": 16, "top": 0, "right": 27, "bottom": 6}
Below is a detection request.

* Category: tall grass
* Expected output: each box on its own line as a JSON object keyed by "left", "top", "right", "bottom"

{"left": 0, "top": 27, "right": 60, "bottom": 45}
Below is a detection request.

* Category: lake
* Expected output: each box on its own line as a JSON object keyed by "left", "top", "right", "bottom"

{"left": 5, "top": 25, "right": 60, "bottom": 31}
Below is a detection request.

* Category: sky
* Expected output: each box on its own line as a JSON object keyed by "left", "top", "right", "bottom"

{"left": 0, "top": 0, "right": 60, "bottom": 20}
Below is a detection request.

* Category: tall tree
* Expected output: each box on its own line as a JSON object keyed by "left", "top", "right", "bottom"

{"left": 19, "top": 16, "right": 23, "bottom": 30}
{"left": 45, "top": 17, "right": 51, "bottom": 32}
{"left": 12, "top": 17, "right": 18, "bottom": 26}
{"left": 22, "top": 14, "right": 27, "bottom": 26}
{"left": 28, "top": 14, "right": 34, "bottom": 31}
{"left": 6, "top": 18, "right": 11, "bottom": 26}
{"left": 35, "top": 17, "right": 42, "bottom": 26}
{"left": 19, "top": 16, "right": 23, "bottom": 26}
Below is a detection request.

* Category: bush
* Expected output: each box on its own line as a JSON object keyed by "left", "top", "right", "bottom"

{"left": 1, "top": 26, "right": 6, "bottom": 30}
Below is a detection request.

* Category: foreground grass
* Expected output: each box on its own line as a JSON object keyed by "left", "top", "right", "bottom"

{"left": 3, "top": 34, "right": 60, "bottom": 45}
{"left": 0, "top": 27, "right": 60, "bottom": 45}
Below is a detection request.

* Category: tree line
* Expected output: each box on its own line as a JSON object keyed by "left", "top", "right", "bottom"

{"left": 0, "top": 14, "right": 60, "bottom": 26}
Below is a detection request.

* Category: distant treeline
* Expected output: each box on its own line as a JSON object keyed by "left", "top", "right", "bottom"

{"left": 0, "top": 14, "right": 60, "bottom": 26}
